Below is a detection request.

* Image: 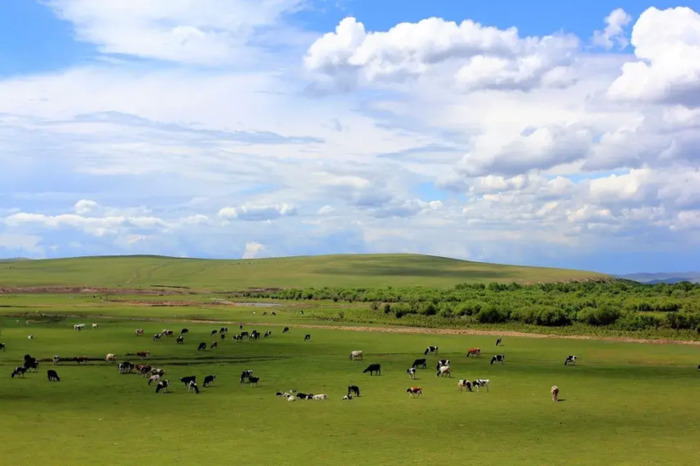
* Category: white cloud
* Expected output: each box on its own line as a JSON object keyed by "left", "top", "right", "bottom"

{"left": 608, "top": 7, "right": 700, "bottom": 106}
{"left": 218, "top": 203, "right": 297, "bottom": 221}
{"left": 242, "top": 241, "right": 266, "bottom": 259}
{"left": 592, "top": 8, "right": 632, "bottom": 50}
{"left": 74, "top": 199, "right": 98, "bottom": 215}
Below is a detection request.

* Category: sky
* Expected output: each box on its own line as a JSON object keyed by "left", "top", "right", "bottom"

{"left": 0, "top": 1, "right": 699, "bottom": 274}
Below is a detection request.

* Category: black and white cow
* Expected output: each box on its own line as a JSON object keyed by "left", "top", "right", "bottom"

{"left": 156, "top": 380, "right": 169, "bottom": 393}
{"left": 119, "top": 361, "right": 134, "bottom": 373}
{"left": 248, "top": 376, "right": 260, "bottom": 386}
{"left": 220, "top": 333, "right": 226, "bottom": 340}
{"left": 0, "top": 343, "right": 5, "bottom": 351}
{"left": 407, "top": 367, "right": 417, "bottom": 379}
{"left": 564, "top": 355, "right": 577, "bottom": 366}
{"left": 264, "top": 331, "right": 272, "bottom": 338}
{"left": 52, "top": 355, "right": 60, "bottom": 365}
{"left": 153, "top": 333, "right": 162, "bottom": 342}
{"left": 176, "top": 336, "right": 184, "bottom": 344}
{"left": 188, "top": 380, "right": 200, "bottom": 394}
{"left": 148, "top": 374, "right": 161, "bottom": 385}
{"left": 203, "top": 375, "right": 216, "bottom": 387}
{"left": 458, "top": 379, "right": 472, "bottom": 392}
{"left": 197, "top": 342, "right": 207, "bottom": 351}
{"left": 11, "top": 366, "right": 27, "bottom": 378}
{"left": 240, "top": 370, "right": 253, "bottom": 383}
{"left": 436, "top": 366, "right": 451, "bottom": 377}
{"left": 210, "top": 342, "right": 218, "bottom": 349}
{"left": 424, "top": 346, "right": 438, "bottom": 356}
{"left": 347, "top": 385, "right": 360, "bottom": 397}
{"left": 496, "top": 338, "right": 503, "bottom": 346}
{"left": 490, "top": 354, "right": 505, "bottom": 365}
{"left": 47, "top": 369, "right": 60, "bottom": 382}
{"left": 232, "top": 335, "right": 243, "bottom": 341}
{"left": 304, "top": 334, "right": 311, "bottom": 341}
{"left": 180, "top": 375, "right": 197, "bottom": 387}
{"left": 473, "top": 379, "right": 490, "bottom": 392}
{"left": 363, "top": 364, "right": 381, "bottom": 376}
{"left": 411, "top": 358, "right": 427, "bottom": 369}
{"left": 211, "top": 330, "right": 218, "bottom": 336}
{"left": 436, "top": 359, "right": 450, "bottom": 370}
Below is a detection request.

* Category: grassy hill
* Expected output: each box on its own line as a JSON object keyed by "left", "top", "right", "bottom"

{"left": 0, "top": 254, "right": 607, "bottom": 291}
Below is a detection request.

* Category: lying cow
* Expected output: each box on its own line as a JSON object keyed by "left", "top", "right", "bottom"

{"left": 47, "top": 369, "right": 60, "bottom": 382}
{"left": 264, "top": 331, "right": 271, "bottom": 338}
{"left": 180, "top": 328, "right": 189, "bottom": 335}
{"left": 411, "top": 358, "right": 427, "bottom": 369}
{"left": 350, "top": 350, "right": 363, "bottom": 360}
{"left": 363, "top": 364, "right": 381, "bottom": 376}
{"left": 458, "top": 379, "right": 472, "bottom": 392}
{"left": 210, "top": 342, "right": 218, "bottom": 349}
{"left": 407, "top": 386, "right": 423, "bottom": 397}
{"left": 311, "top": 394, "right": 327, "bottom": 400}
{"left": 490, "top": 354, "right": 505, "bottom": 365}
{"left": 565, "top": 355, "right": 577, "bottom": 366}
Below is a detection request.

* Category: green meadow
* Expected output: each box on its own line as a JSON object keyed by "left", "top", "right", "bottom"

{"left": 1, "top": 306, "right": 698, "bottom": 465}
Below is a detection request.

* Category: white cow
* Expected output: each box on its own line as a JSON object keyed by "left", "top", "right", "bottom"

{"left": 105, "top": 353, "right": 117, "bottom": 363}
{"left": 74, "top": 324, "right": 86, "bottom": 331}
{"left": 91, "top": 323, "right": 99, "bottom": 329}
{"left": 350, "top": 350, "right": 363, "bottom": 360}
{"left": 311, "top": 394, "right": 328, "bottom": 400}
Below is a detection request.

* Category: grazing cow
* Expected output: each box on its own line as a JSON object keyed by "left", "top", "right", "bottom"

{"left": 347, "top": 385, "right": 360, "bottom": 397}
{"left": 248, "top": 376, "right": 260, "bottom": 386}
{"left": 232, "top": 335, "right": 243, "bottom": 341}
{"left": 135, "top": 328, "right": 144, "bottom": 336}
{"left": 11, "top": 366, "right": 26, "bottom": 378}
{"left": 220, "top": 333, "right": 226, "bottom": 340}
{"left": 24, "top": 357, "right": 39, "bottom": 371}
{"left": 697, "top": 365, "right": 700, "bottom": 370}
{"left": 564, "top": 355, "right": 577, "bottom": 366}
{"left": 283, "top": 327, "right": 289, "bottom": 333}
{"left": 163, "top": 330, "right": 174, "bottom": 336}
{"left": 250, "top": 331, "right": 260, "bottom": 340}
{"left": 73, "top": 356, "right": 88, "bottom": 364}
{"left": 0, "top": 343, "right": 5, "bottom": 351}
{"left": 436, "top": 366, "right": 451, "bottom": 377}
{"left": 180, "top": 376, "right": 197, "bottom": 386}
{"left": 407, "top": 367, "right": 417, "bottom": 379}
{"left": 137, "top": 351, "right": 150, "bottom": 359}
{"left": 220, "top": 327, "right": 228, "bottom": 334}
{"left": 151, "top": 368, "right": 165, "bottom": 377}
{"left": 197, "top": 342, "right": 207, "bottom": 351}
{"left": 496, "top": 338, "right": 502, "bottom": 346}
{"left": 551, "top": 385, "right": 559, "bottom": 402}
{"left": 240, "top": 370, "right": 254, "bottom": 383}
{"left": 350, "top": 350, "right": 363, "bottom": 360}
{"left": 47, "top": 369, "right": 60, "bottom": 382}
{"left": 436, "top": 359, "right": 450, "bottom": 370}
{"left": 52, "top": 355, "right": 60, "bottom": 365}
{"left": 92, "top": 323, "right": 99, "bottom": 329}
{"left": 466, "top": 348, "right": 481, "bottom": 357}
{"left": 74, "top": 323, "right": 86, "bottom": 331}
{"left": 342, "top": 394, "right": 352, "bottom": 400}
{"left": 240, "top": 331, "right": 249, "bottom": 338}
{"left": 210, "top": 342, "right": 218, "bottom": 349}
{"left": 264, "top": 331, "right": 271, "bottom": 338}
{"left": 407, "top": 387, "right": 423, "bottom": 397}
{"left": 148, "top": 374, "right": 160, "bottom": 385}
{"left": 211, "top": 330, "right": 218, "bottom": 336}
{"left": 27, "top": 334, "right": 34, "bottom": 340}
{"left": 411, "top": 358, "right": 427, "bottom": 369}
{"left": 304, "top": 334, "right": 311, "bottom": 341}
{"left": 458, "top": 379, "right": 472, "bottom": 392}
{"left": 156, "top": 380, "right": 169, "bottom": 393}
{"left": 271, "top": 312, "right": 276, "bottom": 316}
{"left": 203, "top": 375, "right": 216, "bottom": 387}
{"left": 473, "top": 379, "right": 491, "bottom": 392}
{"left": 105, "top": 353, "right": 117, "bottom": 363}
{"left": 490, "top": 354, "right": 505, "bottom": 365}
{"left": 176, "top": 336, "right": 184, "bottom": 344}
{"left": 137, "top": 365, "right": 152, "bottom": 376}
{"left": 152, "top": 333, "right": 162, "bottom": 342}
{"left": 363, "top": 364, "right": 381, "bottom": 376}
{"left": 180, "top": 328, "right": 189, "bottom": 335}
{"left": 188, "top": 380, "right": 200, "bottom": 394}
{"left": 424, "top": 346, "right": 438, "bottom": 356}
{"left": 312, "top": 394, "right": 328, "bottom": 400}
{"left": 119, "top": 361, "right": 134, "bottom": 373}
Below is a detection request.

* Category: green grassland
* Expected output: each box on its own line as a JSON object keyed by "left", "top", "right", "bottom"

{"left": 0, "top": 254, "right": 607, "bottom": 290}
{"left": 1, "top": 306, "right": 699, "bottom": 465}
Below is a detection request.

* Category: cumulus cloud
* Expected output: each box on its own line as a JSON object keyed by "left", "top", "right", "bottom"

{"left": 608, "top": 7, "right": 700, "bottom": 106}
{"left": 242, "top": 241, "right": 266, "bottom": 259}
{"left": 304, "top": 16, "right": 578, "bottom": 91}
{"left": 74, "top": 199, "right": 98, "bottom": 215}
{"left": 592, "top": 8, "right": 632, "bottom": 50}
{"left": 218, "top": 203, "right": 297, "bottom": 221}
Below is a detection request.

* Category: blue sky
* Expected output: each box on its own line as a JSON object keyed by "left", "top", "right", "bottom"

{"left": 0, "top": 1, "right": 699, "bottom": 274}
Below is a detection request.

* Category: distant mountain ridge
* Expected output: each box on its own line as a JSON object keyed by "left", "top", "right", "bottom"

{"left": 616, "top": 272, "right": 700, "bottom": 284}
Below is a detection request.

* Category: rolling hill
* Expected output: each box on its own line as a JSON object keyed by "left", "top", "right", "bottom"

{"left": 0, "top": 254, "right": 608, "bottom": 291}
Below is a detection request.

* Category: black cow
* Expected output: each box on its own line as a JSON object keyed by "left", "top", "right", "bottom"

{"left": 411, "top": 358, "right": 427, "bottom": 369}
{"left": 248, "top": 376, "right": 260, "bottom": 386}
{"left": 363, "top": 364, "right": 381, "bottom": 376}
{"left": 197, "top": 342, "right": 207, "bottom": 351}
{"left": 264, "top": 331, "right": 271, "bottom": 338}
{"left": 180, "top": 328, "right": 189, "bottom": 335}
{"left": 240, "top": 370, "right": 253, "bottom": 383}
{"left": 240, "top": 331, "right": 249, "bottom": 338}
{"left": 188, "top": 380, "right": 200, "bottom": 394}
{"left": 11, "top": 366, "right": 26, "bottom": 378}
{"left": 490, "top": 354, "right": 505, "bottom": 365}
{"left": 156, "top": 380, "right": 169, "bottom": 393}
{"left": 0, "top": 343, "right": 5, "bottom": 351}
{"left": 180, "top": 375, "right": 197, "bottom": 386}
{"left": 210, "top": 342, "right": 218, "bottom": 349}
{"left": 220, "top": 333, "right": 226, "bottom": 340}
{"left": 211, "top": 330, "right": 218, "bottom": 336}
{"left": 347, "top": 385, "right": 361, "bottom": 397}
{"left": 283, "top": 327, "right": 289, "bottom": 333}
{"left": 496, "top": 338, "right": 502, "bottom": 346}
{"left": 565, "top": 355, "right": 577, "bottom": 366}
{"left": 220, "top": 327, "right": 228, "bottom": 334}
{"left": 424, "top": 346, "right": 438, "bottom": 356}
{"left": 304, "top": 334, "right": 311, "bottom": 341}
{"left": 176, "top": 336, "right": 184, "bottom": 344}
{"left": 47, "top": 369, "right": 60, "bottom": 382}
{"left": 203, "top": 375, "right": 216, "bottom": 387}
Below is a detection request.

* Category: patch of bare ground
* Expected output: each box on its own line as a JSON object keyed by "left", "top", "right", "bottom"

{"left": 0, "top": 286, "right": 186, "bottom": 295}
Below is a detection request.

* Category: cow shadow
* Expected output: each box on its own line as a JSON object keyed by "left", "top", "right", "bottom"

{"left": 556, "top": 399, "right": 566, "bottom": 402}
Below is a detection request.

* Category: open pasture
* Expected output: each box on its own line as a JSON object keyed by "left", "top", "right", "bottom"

{"left": 1, "top": 315, "right": 699, "bottom": 465}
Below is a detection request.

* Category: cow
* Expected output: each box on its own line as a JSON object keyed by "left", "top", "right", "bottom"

{"left": 342, "top": 394, "right": 352, "bottom": 400}
{"left": 203, "top": 375, "right": 216, "bottom": 387}
{"left": 197, "top": 342, "right": 207, "bottom": 351}
{"left": 220, "top": 327, "right": 228, "bottom": 334}
{"left": 220, "top": 333, "right": 226, "bottom": 340}
{"left": 135, "top": 328, "right": 144, "bottom": 336}
{"left": 304, "top": 334, "right": 311, "bottom": 341}
{"left": 496, "top": 338, "right": 502, "bottom": 346}
{"left": 473, "top": 379, "right": 490, "bottom": 392}
{"left": 264, "top": 331, "right": 271, "bottom": 338}
{"left": 188, "top": 380, "right": 200, "bottom": 394}
{"left": 11, "top": 366, "right": 26, "bottom": 378}
{"left": 490, "top": 354, "right": 505, "bottom": 365}
{"left": 24, "top": 358, "right": 39, "bottom": 372}
{"left": 240, "top": 331, "right": 249, "bottom": 338}
{"left": 74, "top": 323, "right": 86, "bottom": 331}
{"left": 152, "top": 333, "right": 162, "bottom": 342}
{"left": 92, "top": 323, "right": 99, "bottom": 329}
{"left": 176, "top": 336, "right": 184, "bottom": 344}
{"left": 148, "top": 374, "right": 161, "bottom": 385}
{"left": 105, "top": 353, "right": 117, "bottom": 363}
{"left": 47, "top": 369, "right": 60, "bottom": 381}
{"left": 180, "top": 328, "right": 189, "bottom": 335}
{"left": 136, "top": 364, "right": 152, "bottom": 376}
{"left": 411, "top": 358, "right": 427, "bottom": 369}
{"left": 119, "top": 362, "right": 134, "bottom": 373}
{"left": 137, "top": 351, "right": 150, "bottom": 359}
{"left": 156, "top": 380, "right": 169, "bottom": 393}
{"left": 0, "top": 343, "right": 4, "bottom": 351}
{"left": 163, "top": 330, "right": 174, "bottom": 336}
{"left": 180, "top": 376, "right": 197, "bottom": 387}
{"left": 210, "top": 342, "right": 218, "bottom": 349}
{"left": 407, "top": 387, "right": 423, "bottom": 397}
{"left": 363, "top": 364, "right": 381, "bottom": 376}
{"left": 458, "top": 379, "right": 472, "bottom": 392}
{"left": 240, "top": 370, "right": 253, "bottom": 383}
{"left": 73, "top": 356, "right": 88, "bottom": 364}
{"left": 347, "top": 385, "right": 360, "bottom": 397}
{"left": 466, "top": 348, "right": 481, "bottom": 357}
{"left": 151, "top": 368, "right": 165, "bottom": 377}
{"left": 283, "top": 327, "right": 290, "bottom": 333}
{"left": 424, "top": 346, "right": 438, "bottom": 356}
{"left": 248, "top": 376, "right": 260, "bottom": 386}
{"left": 52, "top": 355, "right": 60, "bottom": 365}
{"left": 311, "top": 394, "right": 328, "bottom": 400}
{"left": 232, "top": 335, "right": 243, "bottom": 341}
{"left": 350, "top": 350, "right": 363, "bottom": 360}
{"left": 551, "top": 385, "right": 559, "bottom": 402}
{"left": 211, "top": 330, "right": 218, "bottom": 336}
{"left": 564, "top": 355, "right": 577, "bottom": 366}
{"left": 436, "top": 366, "right": 451, "bottom": 377}
{"left": 250, "top": 331, "right": 260, "bottom": 340}
{"left": 27, "top": 334, "right": 34, "bottom": 340}
{"left": 436, "top": 359, "right": 450, "bottom": 370}
{"left": 407, "top": 367, "right": 416, "bottom": 379}
{"left": 287, "top": 395, "right": 297, "bottom": 401}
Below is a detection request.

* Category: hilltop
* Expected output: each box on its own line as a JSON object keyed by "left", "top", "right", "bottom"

{"left": 0, "top": 254, "right": 607, "bottom": 291}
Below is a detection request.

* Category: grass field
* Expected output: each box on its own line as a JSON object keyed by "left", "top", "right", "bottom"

{"left": 0, "top": 254, "right": 607, "bottom": 290}
{"left": 1, "top": 306, "right": 698, "bottom": 465}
